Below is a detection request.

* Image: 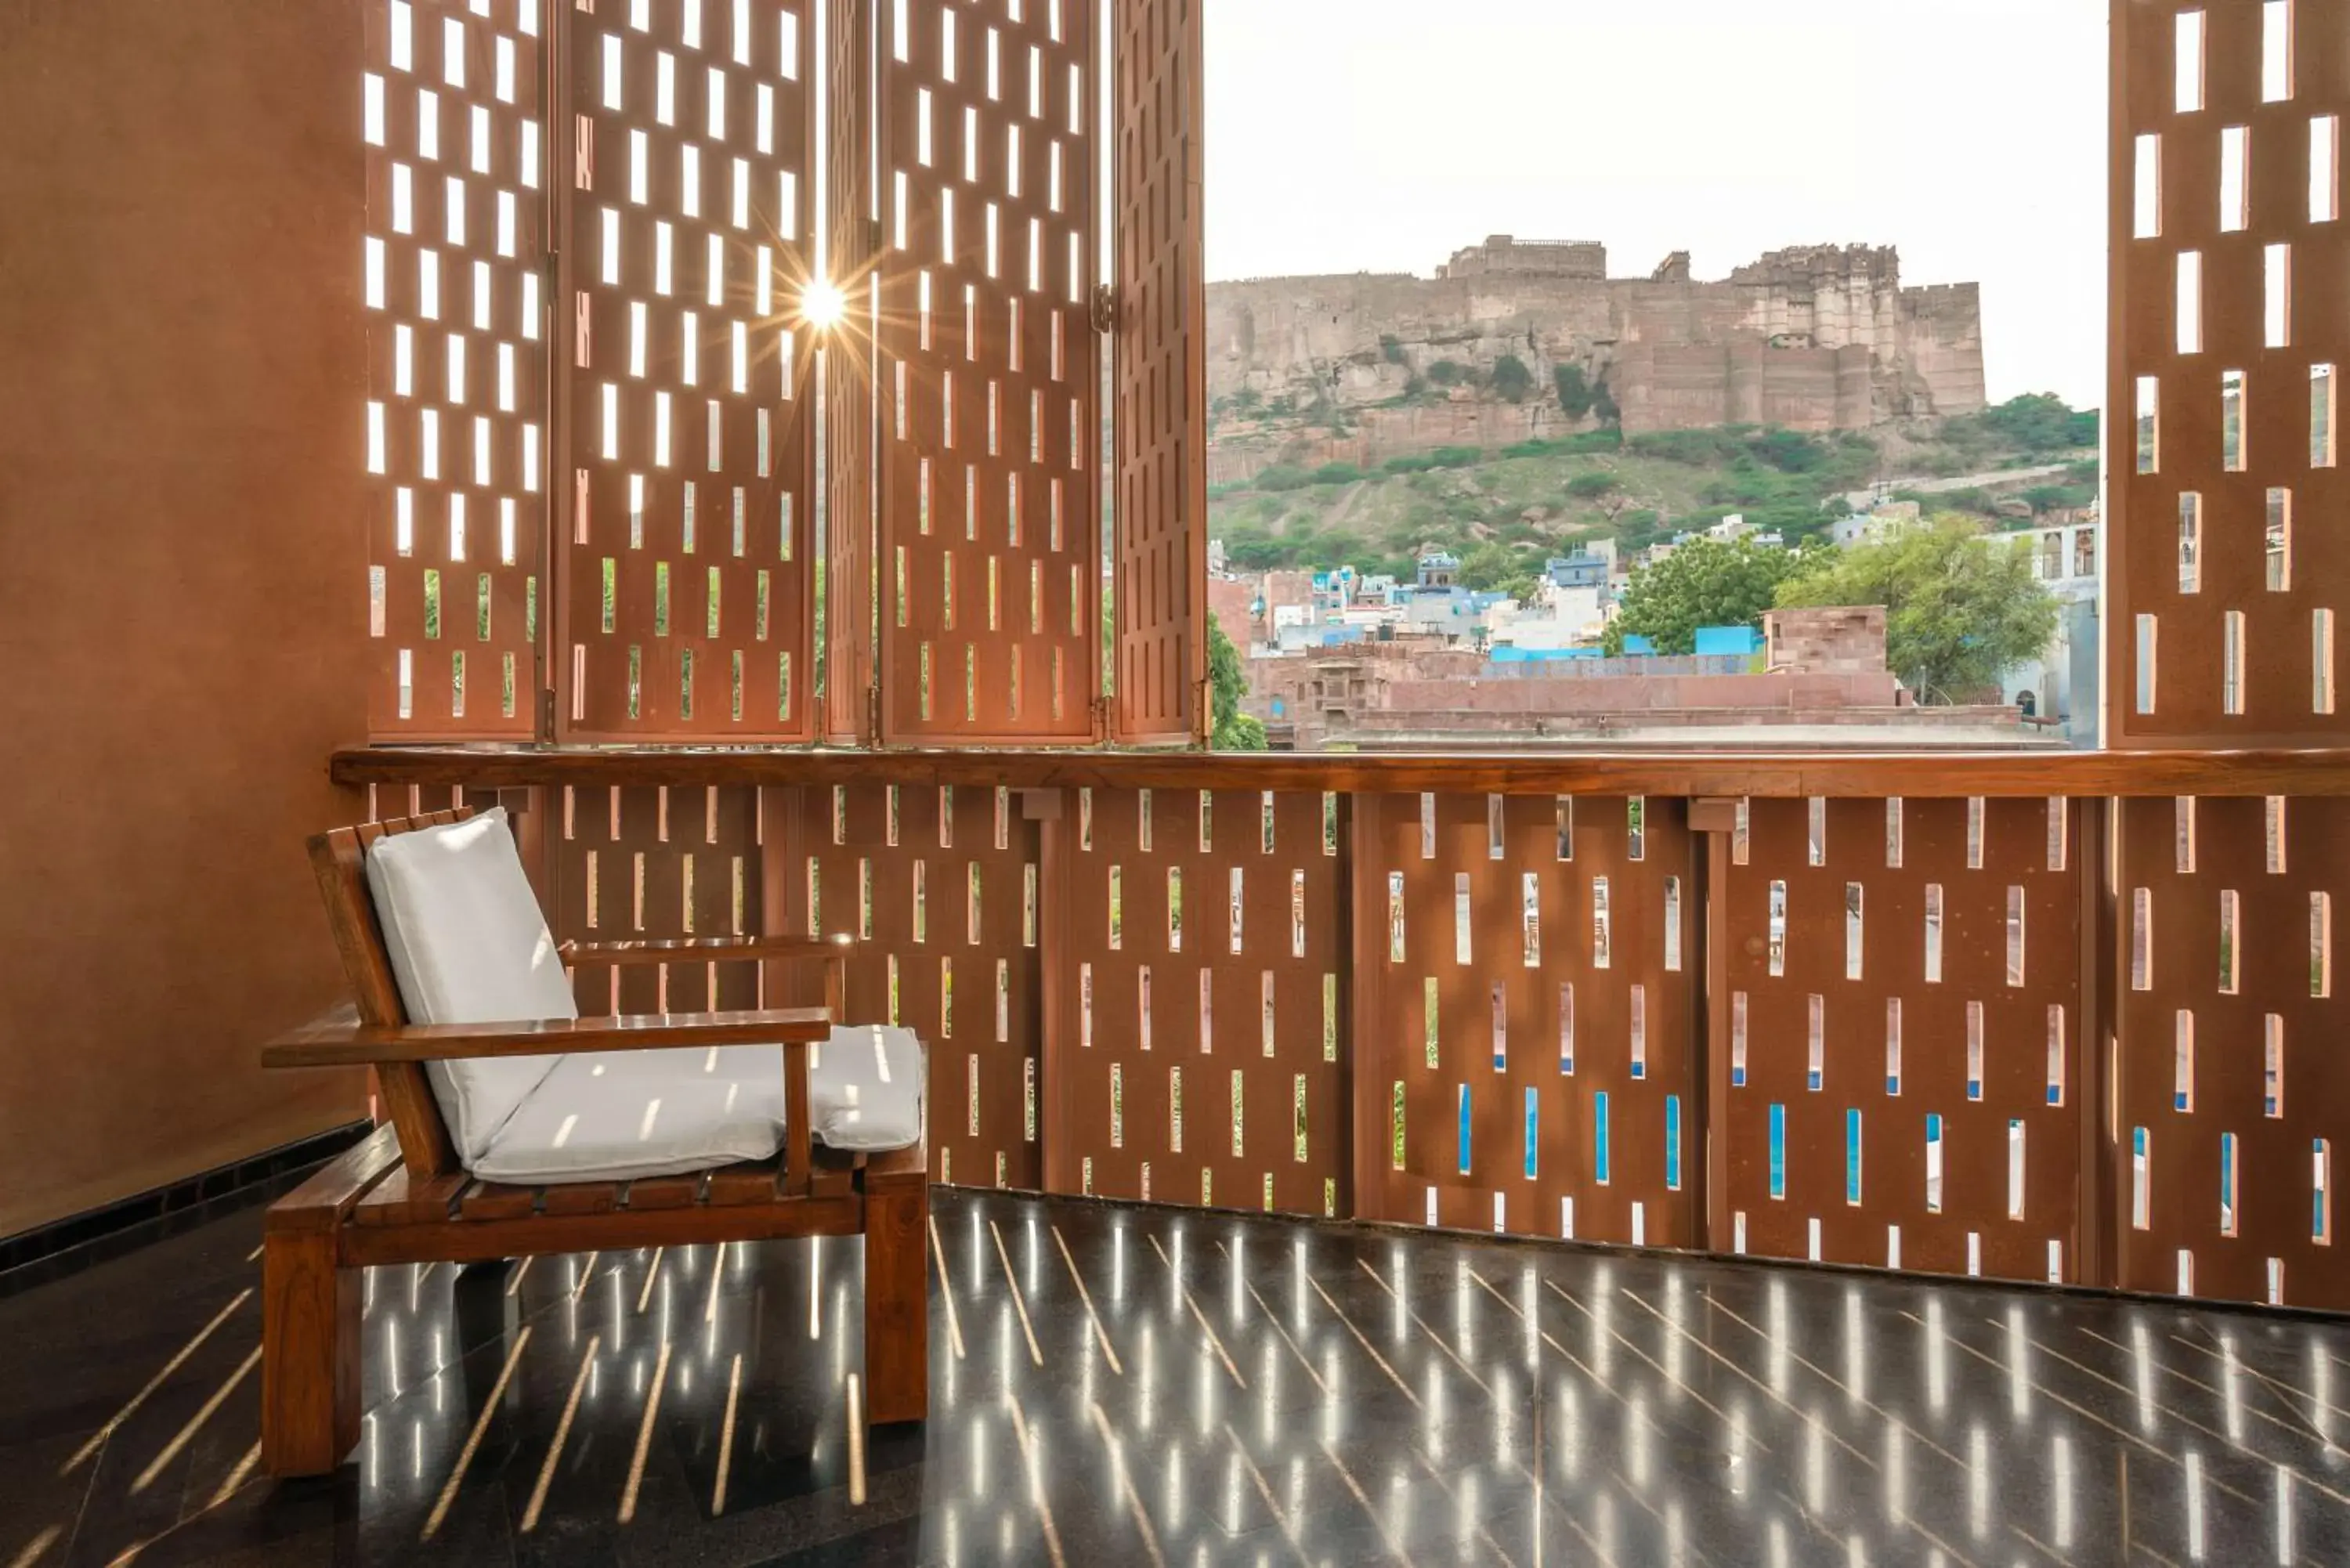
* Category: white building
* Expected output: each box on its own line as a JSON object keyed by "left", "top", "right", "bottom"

{"left": 1999, "top": 514, "right": 2102, "bottom": 745}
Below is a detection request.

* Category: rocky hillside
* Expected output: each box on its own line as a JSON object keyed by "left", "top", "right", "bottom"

{"left": 1209, "top": 396, "right": 2100, "bottom": 591}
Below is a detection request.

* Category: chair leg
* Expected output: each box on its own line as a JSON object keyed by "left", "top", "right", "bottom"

{"left": 862, "top": 1187, "right": 929, "bottom": 1425}
{"left": 261, "top": 1227, "right": 360, "bottom": 1477}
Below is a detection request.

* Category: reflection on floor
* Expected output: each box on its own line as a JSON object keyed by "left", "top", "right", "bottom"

{"left": 4, "top": 1183, "right": 2349, "bottom": 1565}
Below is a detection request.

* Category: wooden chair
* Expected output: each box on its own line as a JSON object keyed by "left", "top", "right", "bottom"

{"left": 257, "top": 807, "right": 927, "bottom": 1477}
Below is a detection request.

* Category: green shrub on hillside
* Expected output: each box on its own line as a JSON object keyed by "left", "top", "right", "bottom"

{"left": 1555, "top": 365, "right": 1597, "bottom": 420}
{"left": 1491, "top": 355, "right": 1535, "bottom": 403}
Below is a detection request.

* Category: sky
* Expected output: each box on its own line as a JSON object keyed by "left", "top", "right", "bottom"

{"left": 1202, "top": 0, "right": 2110, "bottom": 410}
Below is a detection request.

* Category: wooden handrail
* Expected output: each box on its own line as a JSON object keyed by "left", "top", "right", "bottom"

{"left": 262, "top": 1003, "right": 835, "bottom": 1068}
{"left": 332, "top": 744, "right": 2350, "bottom": 798}
{"left": 559, "top": 934, "right": 855, "bottom": 966}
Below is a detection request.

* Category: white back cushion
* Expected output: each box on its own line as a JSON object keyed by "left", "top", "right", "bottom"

{"left": 365, "top": 808, "right": 575, "bottom": 1162}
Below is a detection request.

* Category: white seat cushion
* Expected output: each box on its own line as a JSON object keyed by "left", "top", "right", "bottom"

{"left": 364, "top": 808, "right": 574, "bottom": 1162}
{"left": 473, "top": 1045, "right": 788, "bottom": 1184}
{"left": 810, "top": 1026, "right": 926, "bottom": 1152}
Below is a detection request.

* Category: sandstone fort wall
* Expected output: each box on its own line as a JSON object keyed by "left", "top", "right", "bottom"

{"left": 1204, "top": 240, "right": 1989, "bottom": 478}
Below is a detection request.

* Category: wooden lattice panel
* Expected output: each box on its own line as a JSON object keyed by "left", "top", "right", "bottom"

{"left": 1721, "top": 798, "right": 2084, "bottom": 1284}
{"left": 822, "top": 0, "right": 877, "bottom": 742}
{"left": 2117, "top": 794, "right": 2350, "bottom": 1308}
{"left": 559, "top": 0, "right": 817, "bottom": 739}
{"left": 363, "top": 0, "right": 548, "bottom": 737}
{"left": 2113, "top": 0, "right": 2350, "bottom": 746}
{"left": 548, "top": 783, "right": 768, "bottom": 1013}
{"left": 874, "top": 0, "right": 1101, "bottom": 742}
{"left": 782, "top": 784, "right": 1043, "bottom": 1189}
{"left": 1356, "top": 794, "right": 1698, "bottom": 1246}
{"left": 1050, "top": 789, "right": 1348, "bottom": 1217}
{"left": 1109, "top": 0, "right": 1204, "bottom": 742}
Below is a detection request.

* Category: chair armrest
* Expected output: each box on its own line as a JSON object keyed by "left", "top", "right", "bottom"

{"left": 557, "top": 933, "right": 854, "bottom": 967}
{"left": 262, "top": 1003, "right": 834, "bottom": 1069}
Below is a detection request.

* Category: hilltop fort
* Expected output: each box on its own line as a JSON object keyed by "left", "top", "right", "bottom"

{"left": 1205, "top": 236, "right": 1987, "bottom": 481}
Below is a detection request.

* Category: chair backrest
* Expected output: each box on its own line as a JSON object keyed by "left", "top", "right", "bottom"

{"left": 307, "top": 808, "right": 472, "bottom": 1176}
{"left": 360, "top": 807, "right": 577, "bottom": 1165}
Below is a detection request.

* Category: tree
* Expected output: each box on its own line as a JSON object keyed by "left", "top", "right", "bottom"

{"left": 1773, "top": 517, "right": 2059, "bottom": 703}
{"left": 1566, "top": 471, "right": 1622, "bottom": 501}
{"left": 1491, "top": 355, "right": 1535, "bottom": 403}
{"left": 1978, "top": 393, "right": 2100, "bottom": 453}
{"left": 1603, "top": 537, "right": 1810, "bottom": 656}
{"left": 1455, "top": 541, "right": 1529, "bottom": 593}
{"left": 1208, "top": 621, "right": 1267, "bottom": 750}
{"left": 1493, "top": 572, "right": 1543, "bottom": 605}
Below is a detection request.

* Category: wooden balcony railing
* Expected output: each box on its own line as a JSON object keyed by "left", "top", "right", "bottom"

{"left": 333, "top": 746, "right": 2350, "bottom": 1315}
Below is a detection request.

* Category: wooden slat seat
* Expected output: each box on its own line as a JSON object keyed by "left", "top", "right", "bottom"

{"left": 457, "top": 1180, "right": 540, "bottom": 1223}
{"left": 351, "top": 1168, "right": 466, "bottom": 1227}
{"left": 703, "top": 1160, "right": 783, "bottom": 1205}
{"left": 258, "top": 807, "right": 928, "bottom": 1478}
{"left": 621, "top": 1174, "right": 703, "bottom": 1212}
{"left": 538, "top": 1180, "right": 624, "bottom": 1218}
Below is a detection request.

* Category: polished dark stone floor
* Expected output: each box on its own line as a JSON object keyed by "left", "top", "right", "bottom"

{"left": 7, "top": 1186, "right": 2350, "bottom": 1566}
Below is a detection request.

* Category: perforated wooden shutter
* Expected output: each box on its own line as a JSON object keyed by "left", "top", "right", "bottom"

{"left": 822, "top": 0, "right": 879, "bottom": 745}
{"left": 870, "top": 0, "right": 1104, "bottom": 743}
{"left": 555, "top": 0, "right": 820, "bottom": 740}
{"left": 1110, "top": 0, "right": 1206, "bottom": 745}
{"left": 2111, "top": 0, "right": 2349, "bottom": 748}
{"left": 363, "top": 0, "right": 551, "bottom": 739}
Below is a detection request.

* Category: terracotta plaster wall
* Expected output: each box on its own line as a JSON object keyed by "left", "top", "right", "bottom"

{"left": 0, "top": 0, "right": 371, "bottom": 1235}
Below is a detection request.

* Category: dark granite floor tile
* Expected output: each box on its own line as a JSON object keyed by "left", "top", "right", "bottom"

{"left": 7, "top": 1185, "right": 2350, "bottom": 1567}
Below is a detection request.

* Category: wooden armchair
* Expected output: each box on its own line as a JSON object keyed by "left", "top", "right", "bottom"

{"left": 257, "top": 807, "right": 927, "bottom": 1477}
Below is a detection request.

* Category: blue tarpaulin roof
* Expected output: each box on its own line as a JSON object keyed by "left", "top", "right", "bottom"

{"left": 1489, "top": 645, "right": 1603, "bottom": 663}
{"left": 1694, "top": 625, "right": 1762, "bottom": 657}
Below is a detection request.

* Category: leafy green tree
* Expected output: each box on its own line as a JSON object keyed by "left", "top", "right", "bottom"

{"left": 1209, "top": 622, "right": 1268, "bottom": 750}
{"left": 1491, "top": 355, "right": 1535, "bottom": 403}
{"left": 1452, "top": 541, "right": 1536, "bottom": 595}
{"left": 1566, "top": 471, "right": 1622, "bottom": 500}
{"left": 1744, "top": 426, "right": 1828, "bottom": 473}
{"left": 1426, "top": 360, "right": 1470, "bottom": 388}
{"left": 1611, "top": 508, "right": 1663, "bottom": 549}
{"left": 1979, "top": 393, "right": 2100, "bottom": 453}
{"left": 1494, "top": 572, "right": 1544, "bottom": 605}
{"left": 1604, "top": 537, "right": 1810, "bottom": 656}
{"left": 1773, "top": 518, "right": 2059, "bottom": 703}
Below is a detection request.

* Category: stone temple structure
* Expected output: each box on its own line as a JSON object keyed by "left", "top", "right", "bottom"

{"left": 1205, "top": 237, "right": 1987, "bottom": 478}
